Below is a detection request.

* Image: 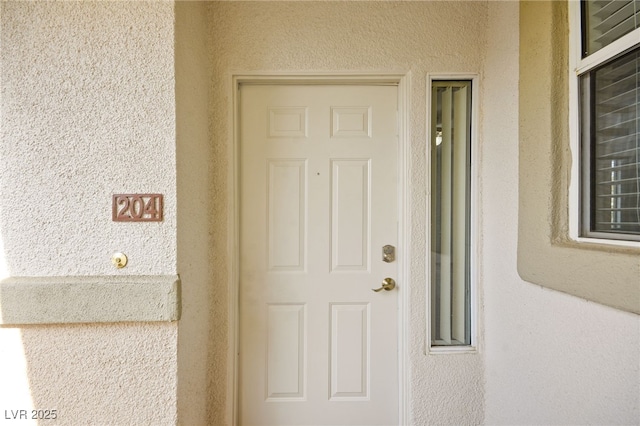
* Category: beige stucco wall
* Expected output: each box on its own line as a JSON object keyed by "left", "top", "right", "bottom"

{"left": 204, "top": 2, "right": 489, "bottom": 424}
{"left": 483, "top": 1, "right": 639, "bottom": 423}
{"left": 1, "top": 2, "right": 177, "bottom": 277}
{"left": 201, "top": 2, "right": 638, "bottom": 424}
{"left": 175, "top": 2, "right": 213, "bottom": 424}
{"left": 517, "top": 0, "right": 639, "bottom": 314}
{"left": 0, "top": 2, "right": 178, "bottom": 424}
{"left": 1, "top": 1, "right": 638, "bottom": 425}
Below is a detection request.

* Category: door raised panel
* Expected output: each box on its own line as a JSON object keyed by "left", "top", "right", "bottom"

{"left": 268, "top": 160, "right": 307, "bottom": 272}
{"left": 331, "top": 159, "right": 370, "bottom": 272}
{"left": 269, "top": 107, "right": 308, "bottom": 138}
{"left": 266, "top": 303, "right": 307, "bottom": 400}
{"left": 331, "top": 106, "right": 372, "bottom": 138}
{"left": 330, "top": 303, "right": 370, "bottom": 400}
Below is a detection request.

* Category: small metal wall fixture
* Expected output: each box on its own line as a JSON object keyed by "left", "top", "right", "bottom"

{"left": 112, "top": 253, "right": 128, "bottom": 269}
{"left": 113, "top": 194, "right": 163, "bottom": 222}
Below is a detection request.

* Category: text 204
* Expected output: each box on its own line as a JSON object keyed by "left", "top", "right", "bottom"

{"left": 112, "top": 194, "right": 163, "bottom": 222}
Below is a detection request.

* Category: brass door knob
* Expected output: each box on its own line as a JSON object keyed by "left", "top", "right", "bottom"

{"left": 372, "top": 278, "right": 396, "bottom": 292}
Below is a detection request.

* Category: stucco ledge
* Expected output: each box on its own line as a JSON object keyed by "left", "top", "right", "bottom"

{"left": 0, "top": 275, "right": 181, "bottom": 325}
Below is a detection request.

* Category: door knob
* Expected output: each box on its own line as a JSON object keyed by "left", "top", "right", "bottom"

{"left": 372, "top": 278, "right": 396, "bottom": 292}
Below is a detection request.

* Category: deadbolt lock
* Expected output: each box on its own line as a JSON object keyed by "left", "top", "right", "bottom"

{"left": 382, "top": 245, "right": 395, "bottom": 263}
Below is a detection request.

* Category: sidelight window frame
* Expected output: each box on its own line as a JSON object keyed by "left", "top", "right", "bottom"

{"left": 426, "top": 75, "right": 478, "bottom": 354}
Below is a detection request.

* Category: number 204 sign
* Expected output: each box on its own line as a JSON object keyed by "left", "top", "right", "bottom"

{"left": 113, "top": 194, "right": 163, "bottom": 222}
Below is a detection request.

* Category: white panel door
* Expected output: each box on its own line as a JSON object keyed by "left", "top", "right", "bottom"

{"left": 239, "top": 84, "right": 398, "bottom": 426}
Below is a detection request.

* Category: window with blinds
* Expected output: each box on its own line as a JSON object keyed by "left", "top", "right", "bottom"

{"left": 579, "top": 0, "right": 640, "bottom": 240}
{"left": 430, "top": 81, "right": 472, "bottom": 346}
{"left": 581, "top": 0, "right": 640, "bottom": 56}
{"left": 581, "top": 49, "right": 640, "bottom": 239}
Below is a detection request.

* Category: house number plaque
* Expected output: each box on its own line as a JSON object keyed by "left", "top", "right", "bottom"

{"left": 112, "top": 194, "right": 163, "bottom": 222}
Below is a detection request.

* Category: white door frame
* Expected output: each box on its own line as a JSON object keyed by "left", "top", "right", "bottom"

{"left": 228, "top": 73, "right": 411, "bottom": 425}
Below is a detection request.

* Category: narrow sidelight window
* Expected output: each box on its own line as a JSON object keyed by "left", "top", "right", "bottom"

{"left": 430, "top": 81, "right": 472, "bottom": 347}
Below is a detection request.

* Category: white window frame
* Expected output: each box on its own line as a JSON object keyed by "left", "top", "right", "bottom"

{"left": 568, "top": 0, "right": 640, "bottom": 247}
{"left": 426, "top": 74, "right": 479, "bottom": 355}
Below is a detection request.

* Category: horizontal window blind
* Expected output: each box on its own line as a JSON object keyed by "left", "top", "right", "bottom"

{"left": 582, "top": 47, "right": 640, "bottom": 237}
{"left": 582, "top": 0, "right": 640, "bottom": 56}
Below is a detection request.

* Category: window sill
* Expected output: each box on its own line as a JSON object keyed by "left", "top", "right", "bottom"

{"left": 572, "top": 237, "right": 640, "bottom": 249}
{"left": 429, "top": 346, "right": 477, "bottom": 355}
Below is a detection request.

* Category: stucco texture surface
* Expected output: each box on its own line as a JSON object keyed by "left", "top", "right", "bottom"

{"left": 1, "top": 1, "right": 638, "bottom": 425}
{"left": 0, "top": 2, "right": 178, "bottom": 423}
{"left": 203, "top": 1, "right": 639, "bottom": 424}
{"left": 516, "top": 0, "right": 639, "bottom": 314}
{"left": 481, "top": 2, "right": 640, "bottom": 423}
{"left": 1, "top": 1, "right": 177, "bottom": 277}
{"left": 0, "top": 323, "right": 178, "bottom": 426}
{"left": 205, "top": 2, "right": 488, "bottom": 424}
{"left": 483, "top": 3, "right": 639, "bottom": 424}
